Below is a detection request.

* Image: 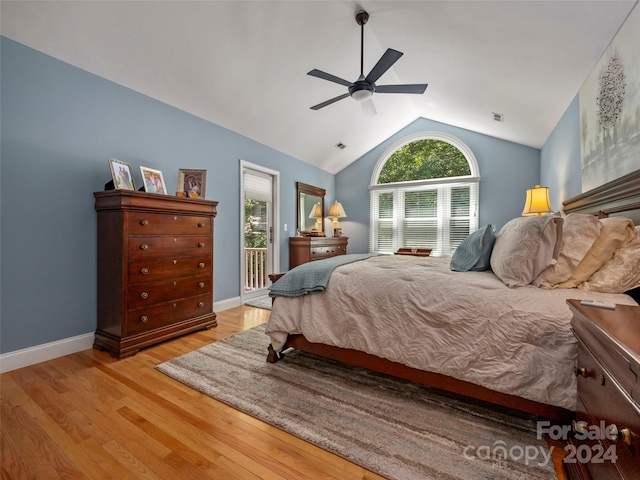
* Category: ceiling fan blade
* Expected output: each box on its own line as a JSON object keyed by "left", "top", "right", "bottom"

{"left": 310, "top": 93, "right": 350, "bottom": 110}
{"left": 361, "top": 98, "right": 377, "bottom": 117}
{"left": 307, "top": 69, "right": 352, "bottom": 87}
{"left": 364, "top": 48, "right": 403, "bottom": 84}
{"left": 375, "top": 84, "right": 428, "bottom": 94}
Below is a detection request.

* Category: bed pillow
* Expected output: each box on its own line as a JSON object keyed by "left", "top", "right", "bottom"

{"left": 553, "top": 216, "right": 635, "bottom": 289}
{"left": 450, "top": 225, "right": 496, "bottom": 272}
{"left": 539, "top": 213, "right": 601, "bottom": 288}
{"left": 490, "top": 215, "right": 564, "bottom": 287}
{"left": 579, "top": 226, "right": 640, "bottom": 293}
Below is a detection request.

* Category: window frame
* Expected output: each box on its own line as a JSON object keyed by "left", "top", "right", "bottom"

{"left": 369, "top": 132, "right": 480, "bottom": 256}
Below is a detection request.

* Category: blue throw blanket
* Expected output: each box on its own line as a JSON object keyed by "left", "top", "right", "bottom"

{"left": 268, "top": 253, "right": 381, "bottom": 297}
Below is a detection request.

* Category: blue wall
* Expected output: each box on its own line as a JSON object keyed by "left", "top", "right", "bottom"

{"left": 0, "top": 37, "right": 334, "bottom": 353}
{"left": 540, "top": 95, "right": 583, "bottom": 211}
{"left": 335, "top": 118, "right": 542, "bottom": 253}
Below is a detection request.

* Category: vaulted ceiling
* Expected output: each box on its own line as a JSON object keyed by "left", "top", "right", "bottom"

{"left": 2, "top": 1, "right": 636, "bottom": 173}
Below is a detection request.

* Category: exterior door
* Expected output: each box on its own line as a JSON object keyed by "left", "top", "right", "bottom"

{"left": 241, "top": 161, "right": 279, "bottom": 301}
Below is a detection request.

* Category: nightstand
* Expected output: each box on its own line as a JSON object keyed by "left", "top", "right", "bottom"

{"left": 289, "top": 236, "right": 348, "bottom": 269}
{"left": 566, "top": 299, "right": 640, "bottom": 480}
{"left": 394, "top": 247, "right": 432, "bottom": 257}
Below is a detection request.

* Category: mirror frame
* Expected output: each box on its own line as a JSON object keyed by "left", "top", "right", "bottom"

{"left": 296, "top": 182, "right": 326, "bottom": 235}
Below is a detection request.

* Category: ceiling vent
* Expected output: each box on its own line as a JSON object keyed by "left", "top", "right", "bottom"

{"left": 493, "top": 112, "right": 504, "bottom": 122}
{"left": 335, "top": 142, "right": 347, "bottom": 150}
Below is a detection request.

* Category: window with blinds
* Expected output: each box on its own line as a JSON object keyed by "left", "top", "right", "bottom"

{"left": 369, "top": 134, "right": 479, "bottom": 256}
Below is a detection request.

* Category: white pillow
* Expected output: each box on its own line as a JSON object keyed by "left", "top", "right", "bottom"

{"left": 490, "top": 215, "right": 564, "bottom": 288}
{"left": 539, "top": 214, "right": 601, "bottom": 288}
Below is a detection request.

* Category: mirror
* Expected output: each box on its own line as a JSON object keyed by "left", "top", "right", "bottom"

{"left": 296, "top": 182, "right": 326, "bottom": 235}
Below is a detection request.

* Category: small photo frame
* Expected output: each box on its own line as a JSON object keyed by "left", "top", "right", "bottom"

{"left": 108, "top": 158, "right": 135, "bottom": 190}
{"left": 333, "top": 228, "right": 343, "bottom": 237}
{"left": 177, "top": 169, "right": 207, "bottom": 198}
{"left": 140, "top": 166, "right": 167, "bottom": 194}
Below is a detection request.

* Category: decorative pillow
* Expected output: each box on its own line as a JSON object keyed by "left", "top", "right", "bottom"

{"left": 490, "top": 215, "right": 564, "bottom": 287}
{"left": 450, "top": 225, "right": 496, "bottom": 272}
{"left": 553, "top": 216, "right": 635, "bottom": 289}
{"left": 538, "top": 214, "right": 601, "bottom": 287}
{"left": 579, "top": 226, "right": 640, "bottom": 293}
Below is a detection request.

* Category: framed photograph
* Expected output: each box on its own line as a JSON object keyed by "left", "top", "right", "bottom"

{"left": 108, "top": 158, "right": 135, "bottom": 190}
{"left": 333, "top": 228, "right": 343, "bottom": 237}
{"left": 139, "top": 166, "right": 167, "bottom": 194}
{"left": 177, "top": 169, "right": 207, "bottom": 198}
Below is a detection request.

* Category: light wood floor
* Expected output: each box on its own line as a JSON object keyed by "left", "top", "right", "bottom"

{"left": 1, "top": 305, "right": 566, "bottom": 480}
{"left": 1, "top": 306, "right": 386, "bottom": 480}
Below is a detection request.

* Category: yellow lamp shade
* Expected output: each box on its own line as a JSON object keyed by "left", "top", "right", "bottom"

{"left": 522, "top": 185, "right": 552, "bottom": 216}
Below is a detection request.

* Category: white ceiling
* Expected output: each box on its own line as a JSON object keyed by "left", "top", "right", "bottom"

{"left": 1, "top": 1, "right": 636, "bottom": 174}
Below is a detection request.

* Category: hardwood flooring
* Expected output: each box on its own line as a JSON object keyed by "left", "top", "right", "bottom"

{"left": 1, "top": 306, "right": 385, "bottom": 480}
{"left": 1, "top": 305, "right": 567, "bottom": 480}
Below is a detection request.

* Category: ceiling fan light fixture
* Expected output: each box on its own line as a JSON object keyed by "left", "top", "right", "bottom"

{"left": 351, "top": 88, "right": 373, "bottom": 102}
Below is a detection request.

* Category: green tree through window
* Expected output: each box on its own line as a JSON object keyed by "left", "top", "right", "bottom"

{"left": 378, "top": 139, "right": 470, "bottom": 184}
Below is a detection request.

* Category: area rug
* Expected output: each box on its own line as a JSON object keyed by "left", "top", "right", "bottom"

{"left": 157, "top": 325, "right": 555, "bottom": 480}
{"left": 243, "top": 296, "right": 272, "bottom": 310}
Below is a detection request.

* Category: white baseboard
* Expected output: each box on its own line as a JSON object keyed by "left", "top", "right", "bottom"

{"left": 0, "top": 297, "right": 245, "bottom": 374}
{"left": 0, "top": 333, "right": 95, "bottom": 374}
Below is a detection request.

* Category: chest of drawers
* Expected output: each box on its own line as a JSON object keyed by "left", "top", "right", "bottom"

{"left": 567, "top": 299, "right": 640, "bottom": 480}
{"left": 94, "top": 190, "right": 218, "bottom": 358}
{"left": 289, "top": 236, "right": 348, "bottom": 269}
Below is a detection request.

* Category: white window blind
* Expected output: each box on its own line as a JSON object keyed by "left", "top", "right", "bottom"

{"left": 370, "top": 181, "right": 478, "bottom": 256}
{"left": 244, "top": 169, "right": 272, "bottom": 203}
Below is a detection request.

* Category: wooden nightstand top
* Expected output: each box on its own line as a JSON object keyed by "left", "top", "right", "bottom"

{"left": 568, "top": 299, "right": 640, "bottom": 357}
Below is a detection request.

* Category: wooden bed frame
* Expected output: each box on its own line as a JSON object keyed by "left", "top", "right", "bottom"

{"left": 267, "top": 169, "right": 640, "bottom": 423}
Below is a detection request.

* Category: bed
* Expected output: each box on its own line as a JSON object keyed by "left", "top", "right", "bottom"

{"left": 265, "top": 170, "right": 640, "bottom": 422}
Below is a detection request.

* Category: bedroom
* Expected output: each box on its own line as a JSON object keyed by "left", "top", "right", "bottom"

{"left": 2, "top": 1, "right": 640, "bottom": 478}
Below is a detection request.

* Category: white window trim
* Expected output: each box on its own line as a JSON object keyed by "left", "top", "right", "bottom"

{"left": 369, "top": 132, "right": 480, "bottom": 256}
{"left": 370, "top": 131, "right": 480, "bottom": 186}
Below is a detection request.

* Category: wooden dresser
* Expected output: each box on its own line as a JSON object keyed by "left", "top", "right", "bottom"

{"left": 566, "top": 299, "right": 640, "bottom": 480}
{"left": 289, "top": 236, "right": 348, "bottom": 269}
{"left": 94, "top": 190, "right": 218, "bottom": 358}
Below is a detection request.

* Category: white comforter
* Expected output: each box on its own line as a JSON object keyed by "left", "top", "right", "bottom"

{"left": 265, "top": 255, "right": 638, "bottom": 410}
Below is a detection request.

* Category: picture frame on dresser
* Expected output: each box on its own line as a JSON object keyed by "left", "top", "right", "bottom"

{"left": 108, "top": 157, "right": 135, "bottom": 190}
{"left": 177, "top": 169, "right": 206, "bottom": 197}
{"left": 140, "top": 166, "right": 167, "bottom": 194}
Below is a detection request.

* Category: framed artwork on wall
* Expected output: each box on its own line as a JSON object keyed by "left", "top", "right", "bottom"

{"left": 108, "top": 157, "right": 135, "bottom": 190}
{"left": 177, "top": 169, "right": 207, "bottom": 198}
{"left": 140, "top": 166, "right": 167, "bottom": 194}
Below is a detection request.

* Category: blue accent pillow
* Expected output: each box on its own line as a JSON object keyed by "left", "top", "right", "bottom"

{"left": 450, "top": 225, "right": 496, "bottom": 272}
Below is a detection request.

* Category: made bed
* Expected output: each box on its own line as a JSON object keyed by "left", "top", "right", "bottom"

{"left": 265, "top": 170, "right": 640, "bottom": 422}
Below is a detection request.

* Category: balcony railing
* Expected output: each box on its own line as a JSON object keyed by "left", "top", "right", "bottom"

{"left": 245, "top": 248, "right": 268, "bottom": 291}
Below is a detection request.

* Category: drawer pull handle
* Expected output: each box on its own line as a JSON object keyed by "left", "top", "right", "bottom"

{"left": 140, "top": 292, "right": 148, "bottom": 299}
{"left": 574, "top": 367, "right": 588, "bottom": 378}
{"left": 198, "top": 242, "right": 205, "bottom": 248}
{"left": 198, "top": 302, "right": 205, "bottom": 308}
{"left": 609, "top": 425, "right": 633, "bottom": 446}
{"left": 173, "top": 238, "right": 178, "bottom": 243}
{"left": 140, "top": 315, "right": 148, "bottom": 323}
{"left": 572, "top": 420, "right": 588, "bottom": 435}
{"left": 198, "top": 222, "right": 205, "bottom": 228}
{"left": 140, "top": 268, "right": 149, "bottom": 275}
{"left": 140, "top": 244, "right": 149, "bottom": 251}
{"left": 198, "top": 262, "right": 205, "bottom": 268}
{"left": 140, "top": 219, "right": 149, "bottom": 226}
{"left": 173, "top": 303, "right": 177, "bottom": 308}
{"left": 199, "top": 282, "right": 205, "bottom": 288}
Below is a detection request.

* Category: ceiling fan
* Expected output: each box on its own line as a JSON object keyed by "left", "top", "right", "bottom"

{"left": 308, "top": 10, "right": 428, "bottom": 116}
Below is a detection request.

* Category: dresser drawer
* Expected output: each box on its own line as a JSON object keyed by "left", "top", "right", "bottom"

{"left": 575, "top": 336, "right": 640, "bottom": 477}
{"left": 128, "top": 212, "right": 211, "bottom": 235}
{"left": 126, "top": 294, "right": 212, "bottom": 335}
{"left": 310, "top": 244, "right": 346, "bottom": 259}
{"left": 128, "top": 257, "right": 212, "bottom": 284}
{"left": 128, "top": 235, "right": 211, "bottom": 260}
{"left": 128, "top": 275, "right": 211, "bottom": 309}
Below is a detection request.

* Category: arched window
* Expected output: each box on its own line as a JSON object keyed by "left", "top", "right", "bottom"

{"left": 369, "top": 132, "right": 480, "bottom": 256}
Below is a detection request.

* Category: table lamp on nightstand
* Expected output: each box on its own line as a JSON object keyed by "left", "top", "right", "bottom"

{"left": 328, "top": 201, "right": 347, "bottom": 236}
{"left": 522, "top": 185, "right": 552, "bottom": 216}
